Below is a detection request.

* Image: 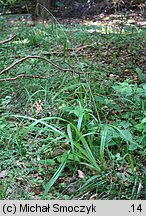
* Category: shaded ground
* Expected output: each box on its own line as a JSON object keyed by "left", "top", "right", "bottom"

{"left": 2, "top": 10, "right": 146, "bottom": 32}
{"left": 3, "top": 11, "right": 146, "bottom": 82}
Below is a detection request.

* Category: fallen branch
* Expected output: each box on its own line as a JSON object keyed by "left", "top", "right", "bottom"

{"left": 0, "top": 34, "right": 17, "bottom": 45}
{"left": 0, "top": 55, "right": 69, "bottom": 76}
{"left": 0, "top": 55, "right": 91, "bottom": 76}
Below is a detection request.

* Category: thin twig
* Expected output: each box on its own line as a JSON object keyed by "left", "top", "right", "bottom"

{"left": 0, "top": 55, "right": 90, "bottom": 76}
{"left": 42, "top": 45, "right": 92, "bottom": 56}
{"left": 0, "top": 74, "right": 50, "bottom": 82}
{"left": 0, "top": 34, "right": 17, "bottom": 45}
{"left": 76, "top": 44, "right": 92, "bottom": 52}
{"left": 0, "top": 55, "right": 66, "bottom": 75}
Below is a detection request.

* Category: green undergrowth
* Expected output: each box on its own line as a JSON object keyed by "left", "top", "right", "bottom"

{"left": 0, "top": 15, "right": 146, "bottom": 200}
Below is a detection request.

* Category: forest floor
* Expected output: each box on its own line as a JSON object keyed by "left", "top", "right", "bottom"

{"left": 0, "top": 12, "right": 146, "bottom": 200}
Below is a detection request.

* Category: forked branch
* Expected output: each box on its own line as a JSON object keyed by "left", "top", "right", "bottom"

{"left": 0, "top": 55, "right": 91, "bottom": 81}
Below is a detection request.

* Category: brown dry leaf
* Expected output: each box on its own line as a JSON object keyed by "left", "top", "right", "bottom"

{"left": 35, "top": 99, "right": 43, "bottom": 115}
{"left": 35, "top": 189, "right": 42, "bottom": 195}
{"left": 133, "top": 74, "right": 138, "bottom": 81}
{"left": 77, "top": 170, "right": 85, "bottom": 179}
{"left": 90, "top": 194, "right": 97, "bottom": 200}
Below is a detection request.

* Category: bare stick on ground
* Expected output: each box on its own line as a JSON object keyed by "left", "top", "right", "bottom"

{"left": 0, "top": 34, "right": 17, "bottom": 45}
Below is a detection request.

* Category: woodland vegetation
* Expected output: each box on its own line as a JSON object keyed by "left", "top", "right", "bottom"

{"left": 0, "top": 0, "right": 146, "bottom": 200}
{"left": 0, "top": 0, "right": 146, "bottom": 18}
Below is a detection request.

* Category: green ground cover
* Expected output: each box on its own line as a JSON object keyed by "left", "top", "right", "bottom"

{"left": 0, "top": 15, "right": 146, "bottom": 199}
